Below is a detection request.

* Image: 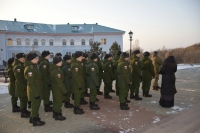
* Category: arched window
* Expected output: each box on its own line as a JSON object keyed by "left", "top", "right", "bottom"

{"left": 81, "top": 39, "right": 85, "bottom": 45}
{"left": 50, "top": 52, "right": 54, "bottom": 58}
{"left": 41, "top": 39, "right": 46, "bottom": 45}
{"left": 33, "top": 38, "right": 38, "bottom": 45}
{"left": 16, "top": 38, "right": 22, "bottom": 45}
{"left": 89, "top": 39, "right": 93, "bottom": 45}
{"left": 49, "top": 39, "right": 54, "bottom": 46}
{"left": 7, "top": 38, "right": 13, "bottom": 46}
{"left": 70, "top": 39, "right": 74, "bottom": 45}
{"left": 25, "top": 38, "right": 30, "bottom": 45}
{"left": 62, "top": 39, "right": 67, "bottom": 46}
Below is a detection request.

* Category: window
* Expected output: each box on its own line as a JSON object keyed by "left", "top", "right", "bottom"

{"left": 33, "top": 38, "right": 38, "bottom": 46}
{"left": 62, "top": 39, "right": 67, "bottom": 46}
{"left": 49, "top": 39, "right": 54, "bottom": 46}
{"left": 71, "top": 26, "right": 79, "bottom": 32}
{"left": 41, "top": 39, "right": 46, "bottom": 45}
{"left": 7, "top": 38, "right": 13, "bottom": 46}
{"left": 89, "top": 39, "right": 93, "bottom": 45}
{"left": 25, "top": 38, "right": 30, "bottom": 45}
{"left": 50, "top": 52, "right": 54, "bottom": 58}
{"left": 70, "top": 39, "right": 74, "bottom": 45}
{"left": 81, "top": 39, "right": 85, "bottom": 45}
{"left": 16, "top": 38, "right": 22, "bottom": 45}
{"left": 66, "top": 52, "right": 71, "bottom": 55}
{"left": 101, "top": 38, "right": 106, "bottom": 45}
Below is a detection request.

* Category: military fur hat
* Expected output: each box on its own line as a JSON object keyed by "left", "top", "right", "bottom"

{"left": 55, "top": 53, "right": 62, "bottom": 57}
{"left": 153, "top": 51, "right": 158, "bottom": 55}
{"left": 16, "top": 53, "right": 25, "bottom": 59}
{"left": 117, "top": 51, "right": 122, "bottom": 56}
{"left": 26, "top": 52, "right": 38, "bottom": 61}
{"left": 42, "top": 50, "right": 50, "bottom": 57}
{"left": 121, "top": 52, "right": 129, "bottom": 58}
{"left": 83, "top": 53, "right": 88, "bottom": 58}
{"left": 91, "top": 53, "right": 98, "bottom": 60}
{"left": 63, "top": 55, "right": 71, "bottom": 61}
{"left": 53, "top": 56, "right": 62, "bottom": 64}
{"left": 143, "top": 51, "right": 150, "bottom": 56}
{"left": 133, "top": 50, "right": 140, "bottom": 55}
{"left": 104, "top": 54, "right": 112, "bottom": 59}
{"left": 7, "top": 58, "right": 15, "bottom": 65}
{"left": 74, "top": 51, "right": 83, "bottom": 59}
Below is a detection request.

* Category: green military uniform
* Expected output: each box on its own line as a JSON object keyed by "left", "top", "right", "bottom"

{"left": 113, "top": 55, "right": 120, "bottom": 95}
{"left": 61, "top": 61, "right": 72, "bottom": 104}
{"left": 141, "top": 55, "right": 155, "bottom": 96}
{"left": 152, "top": 54, "right": 162, "bottom": 88}
{"left": 13, "top": 59, "right": 28, "bottom": 112}
{"left": 86, "top": 58, "right": 99, "bottom": 103}
{"left": 96, "top": 58, "right": 103, "bottom": 93}
{"left": 39, "top": 57, "right": 51, "bottom": 106}
{"left": 71, "top": 60, "right": 85, "bottom": 107}
{"left": 130, "top": 55, "right": 142, "bottom": 96}
{"left": 7, "top": 60, "right": 19, "bottom": 112}
{"left": 24, "top": 59, "right": 43, "bottom": 118}
{"left": 80, "top": 59, "right": 87, "bottom": 101}
{"left": 103, "top": 58, "right": 115, "bottom": 97}
{"left": 50, "top": 64, "right": 67, "bottom": 113}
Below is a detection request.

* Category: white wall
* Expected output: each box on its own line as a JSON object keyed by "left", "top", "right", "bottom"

{"left": 0, "top": 33, "right": 7, "bottom": 65}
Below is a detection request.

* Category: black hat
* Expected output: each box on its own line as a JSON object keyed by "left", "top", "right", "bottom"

{"left": 63, "top": 55, "right": 71, "bottom": 61}
{"left": 133, "top": 50, "right": 140, "bottom": 55}
{"left": 7, "top": 58, "right": 15, "bottom": 65}
{"left": 117, "top": 51, "right": 122, "bottom": 56}
{"left": 83, "top": 53, "right": 88, "bottom": 58}
{"left": 53, "top": 56, "right": 62, "bottom": 64}
{"left": 91, "top": 53, "right": 98, "bottom": 60}
{"left": 16, "top": 53, "right": 25, "bottom": 59}
{"left": 153, "top": 51, "right": 158, "bottom": 55}
{"left": 26, "top": 52, "right": 38, "bottom": 61}
{"left": 104, "top": 54, "right": 112, "bottom": 59}
{"left": 143, "top": 51, "right": 150, "bottom": 56}
{"left": 42, "top": 50, "right": 50, "bottom": 57}
{"left": 55, "top": 53, "right": 62, "bottom": 57}
{"left": 74, "top": 51, "right": 83, "bottom": 59}
{"left": 122, "top": 52, "right": 129, "bottom": 58}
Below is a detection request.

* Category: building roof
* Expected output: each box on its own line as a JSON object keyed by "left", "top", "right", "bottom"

{"left": 0, "top": 20, "right": 125, "bottom": 34}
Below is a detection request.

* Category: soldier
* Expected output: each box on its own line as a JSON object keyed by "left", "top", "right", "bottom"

{"left": 50, "top": 56, "right": 67, "bottom": 120}
{"left": 83, "top": 53, "right": 90, "bottom": 97}
{"left": 130, "top": 50, "right": 142, "bottom": 100}
{"left": 55, "top": 53, "right": 62, "bottom": 57}
{"left": 13, "top": 53, "right": 30, "bottom": 118}
{"left": 24, "top": 52, "right": 45, "bottom": 126}
{"left": 117, "top": 52, "right": 131, "bottom": 110}
{"left": 96, "top": 53, "right": 103, "bottom": 95}
{"left": 141, "top": 52, "right": 155, "bottom": 97}
{"left": 113, "top": 51, "right": 122, "bottom": 96}
{"left": 39, "top": 50, "right": 52, "bottom": 112}
{"left": 103, "top": 54, "right": 115, "bottom": 99}
{"left": 86, "top": 53, "right": 100, "bottom": 110}
{"left": 152, "top": 51, "right": 162, "bottom": 90}
{"left": 62, "top": 54, "right": 74, "bottom": 108}
{"left": 7, "top": 58, "right": 20, "bottom": 112}
{"left": 71, "top": 51, "right": 85, "bottom": 114}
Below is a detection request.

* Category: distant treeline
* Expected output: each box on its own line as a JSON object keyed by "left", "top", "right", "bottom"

{"left": 156, "top": 43, "right": 200, "bottom": 64}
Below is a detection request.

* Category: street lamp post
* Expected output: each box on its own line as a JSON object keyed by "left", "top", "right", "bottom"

{"left": 128, "top": 31, "right": 133, "bottom": 56}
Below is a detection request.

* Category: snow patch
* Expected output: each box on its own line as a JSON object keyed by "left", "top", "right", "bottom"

{"left": 166, "top": 110, "right": 177, "bottom": 114}
{"left": 177, "top": 64, "right": 200, "bottom": 70}
{"left": 151, "top": 101, "right": 157, "bottom": 103}
{"left": 0, "top": 83, "right": 8, "bottom": 94}
{"left": 180, "top": 88, "right": 195, "bottom": 92}
{"left": 172, "top": 106, "right": 185, "bottom": 111}
{"left": 152, "top": 117, "right": 160, "bottom": 123}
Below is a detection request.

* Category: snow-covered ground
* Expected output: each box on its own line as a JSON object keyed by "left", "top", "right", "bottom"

{"left": 0, "top": 82, "right": 8, "bottom": 94}
{"left": 177, "top": 64, "right": 200, "bottom": 70}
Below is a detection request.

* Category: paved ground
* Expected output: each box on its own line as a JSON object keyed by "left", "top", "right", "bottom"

{"left": 0, "top": 67, "right": 200, "bottom": 133}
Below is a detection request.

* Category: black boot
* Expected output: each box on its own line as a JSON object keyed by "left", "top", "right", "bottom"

{"left": 80, "top": 98, "right": 88, "bottom": 105}
{"left": 144, "top": 92, "right": 152, "bottom": 97}
{"left": 125, "top": 97, "right": 131, "bottom": 103}
{"left": 134, "top": 94, "right": 142, "bottom": 100}
{"left": 49, "top": 101, "right": 53, "bottom": 106}
{"left": 116, "top": 90, "right": 119, "bottom": 96}
{"left": 32, "top": 116, "right": 45, "bottom": 126}
{"left": 97, "top": 90, "right": 103, "bottom": 95}
{"left": 44, "top": 104, "right": 53, "bottom": 112}
{"left": 74, "top": 107, "right": 84, "bottom": 115}
{"left": 29, "top": 115, "right": 41, "bottom": 123}
{"left": 21, "top": 109, "right": 30, "bottom": 118}
{"left": 54, "top": 112, "right": 66, "bottom": 121}
{"left": 71, "top": 93, "right": 74, "bottom": 100}
{"left": 12, "top": 105, "right": 20, "bottom": 112}
{"left": 130, "top": 92, "right": 135, "bottom": 99}
{"left": 120, "top": 103, "right": 130, "bottom": 110}
{"left": 104, "top": 93, "right": 112, "bottom": 99}
{"left": 153, "top": 86, "right": 159, "bottom": 91}
{"left": 28, "top": 101, "right": 31, "bottom": 109}
{"left": 64, "top": 102, "right": 74, "bottom": 108}
{"left": 89, "top": 102, "right": 100, "bottom": 110}
{"left": 53, "top": 111, "right": 56, "bottom": 118}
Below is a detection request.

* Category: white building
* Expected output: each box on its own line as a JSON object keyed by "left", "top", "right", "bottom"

{"left": 0, "top": 19, "right": 125, "bottom": 65}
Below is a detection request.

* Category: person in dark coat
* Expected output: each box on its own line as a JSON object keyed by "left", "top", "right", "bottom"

{"left": 159, "top": 52, "right": 177, "bottom": 108}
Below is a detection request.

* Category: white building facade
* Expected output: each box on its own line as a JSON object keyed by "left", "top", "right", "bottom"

{"left": 0, "top": 20, "right": 125, "bottom": 65}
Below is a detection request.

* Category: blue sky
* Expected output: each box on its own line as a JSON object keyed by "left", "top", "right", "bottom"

{"left": 0, "top": 0, "right": 199, "bottom": 51}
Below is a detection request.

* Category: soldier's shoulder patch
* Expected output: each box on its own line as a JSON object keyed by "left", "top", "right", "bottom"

{"left": 57, "top": 74, "right": 61, "bottom": 78}
{"left": 124, "top": 66, "right": 127, "bottom": 69}
{"left": 109, "top": 64, "right": 111, "bottom": 67}
{"left": 28, "top": 72, "right": 32, "bottom": 77}
{"left": 135, "top": 61, "right": 138, "bottom": 65}
{"left": 75, "top": 68, "right": 78, "bottom": 72}
{"left": 68, "top": 68, "right": 71, "bottom": 71}
{"left": 91, "top": 68, "right": 95, "bottom": 71}
{"left": 81, "top": 63, "right": 84, "bottom": 66}
{"left": 17, "top": 68, "right": 20, "bottom": 72}
{"left": 43, "top": 65, "right": 46, "bottom": 69}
